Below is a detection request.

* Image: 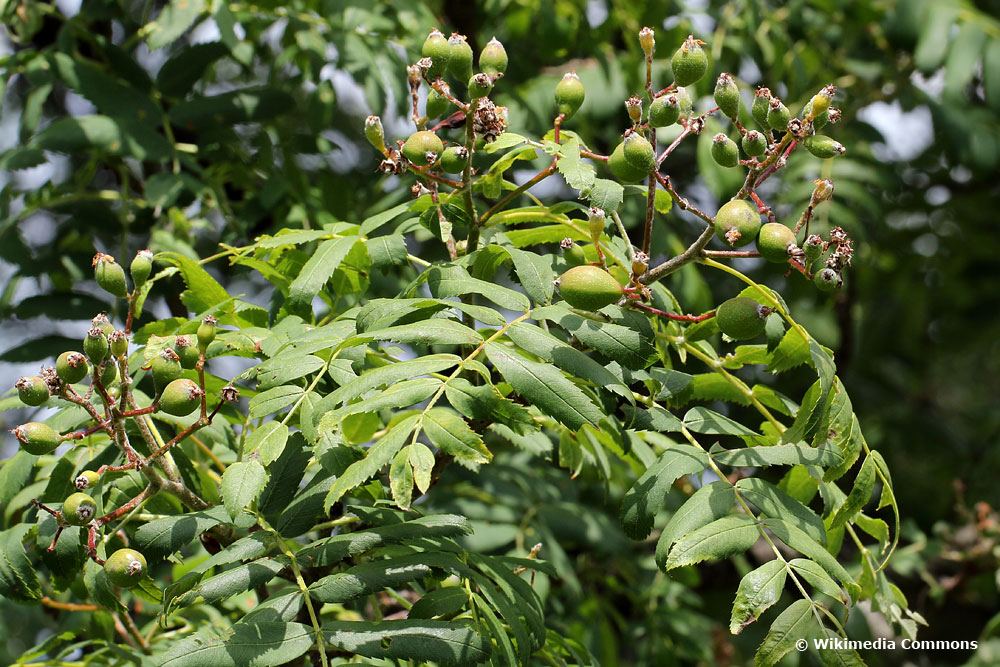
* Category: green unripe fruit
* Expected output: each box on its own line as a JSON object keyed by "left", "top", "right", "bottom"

{"left": 447, "top": 33, "right": 473, "bottom": 81}
{"left": 56, "top": 351, "right": 89, "bottom": 385}
{"left": 814, "top": 268, "right": 841, "bottom": 292}
{"left": 109, "top": 330, "right": 128, "bottom": 358}
{"left": 557, "top": 265, "right": 624, "bottom": 312}
{"left": 159, "top": 379, "right": 204, "bottom": 416}
{"left": 468, "top": 73, "right": 493, "bottom": 99}
{"left": 84, "top": 327, "right": 110, "bottom": 364}
{"left": 671, "top": 35, "right": 708, "bottom": 87}
{"left": 425, "top": 89, "right": 449, "bottom": 119}
{"left": 364, "top": 115, "right": 386, "bottom": 152}
{"left": 741, "top": 130, "right": 767, "bottom": 157}
{"left": 91, "top": 313, "right": 114, "bottom": 337}
{"left": 62, "top": 492, "right": 96, "bottom": 526}
{"left": 479, "top": 37, "right": 507, "bottom": 78}
{"left": 104, "top": 548, "right": 147, "bottom": 588}
{"left": 714, "top": 73, "right": 741, "bottom": 119}
{"left": 674, "top": 86, "right": 693, "bottom": 116}
{"left": 93, "top": 253, "right": 128, "bottom": 298}
{"left": 649, "top": 94, "right": 680, "bottom": 127}
{"left": 757, "top": 223, "right": 798, "bottom": 263}
{"left": 587, "top": 207, "right": 606, "bottom": 241}
{"left": 561, "top": 241, "right": 587, "bottom": 267}
{"left": 716, "top": 297, "right": 772, "bottom": 340}
{"left": 197, "top": 315, "right": 217, "bottom": 352}
{"left": 401, "top": 130, "right": 444, "bottom": 166}
{"left": 554, "top": 72, "right": 585, "bottom": 119}
{"left": 623, "top": 132, "right": 655, "bottom": 173}
{"left": 98, "top": 360, "right": 118, "bottom": 387}
{"left": 711, "top": 133, "right": 739, "bottom": 168}
{"left": 803, "top": 234, "right": 825, "bottom": 265}
{"left": 13, "top": 422, "right": 62, "bottom": 455}
{"left": 608, "top": 141, "right": 649, "bottom": 184}
{"left": 130, "top": 249, "right": 153, "bottom": 289}
{"left": 421, "top": 29, "right": 451, "bottom": 80}
{"left": 803, "top": 135, "right": 845, "bottom": 159}
{"left": 16, "top": 376, "right": 49, "bottom": 406}
{"left": 714, "top": 199, "right": 761, "bottom": 248}
{"left": 174, "top": 335, "right": 200, "bottom": 369}
{"left": 152, "top": 348, "right": 182, "bottom": 393}
{"left": 752, "top": 88, "right": 771, "bottom": 130}
{"left": 439, "top": 146, "right": 469, "bottom": 174}
{"left": 75, "top": 470, "right": 100, "bottom": 490}
{"left": 767, "top": 98, "right": 791, "bottom": 131}
{"left": 807, "top": 84, "right": 835, "bottom": 119}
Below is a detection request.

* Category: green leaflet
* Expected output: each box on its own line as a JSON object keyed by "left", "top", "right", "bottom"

{"left": 761, "top": 518, "right": 860, "bottom": 601}
{"left": 736, "top": 477, "right": 827, "bottom": 545}
{"left": 655, "top": 481, "right": 736, "bottom": 571}
{"left": 249, "top": 385, "right": 304, "bottom": 419}
{"left": 147, "top": 0, "right": 206, "bottom": 50}
{"left": 754, "top": 599, "right": 819, "bottom": 667}
{"left": 134, "top": 506, "right": 232, "bottom": 560}
{"left": 158, "top": 621, "right": 314, "bottom": 667}
{"left": 221, "top": 460, "right": 269, "bottom": 521}
{"left": 710, "top": 441, "right": 843, "bottom": 468}
{"left": 156, "top": 251, "right": 231, "bottom": 313}
{"left": 324, "top": 415, "right": 419, "bottom": 510}
{"left": 444, "top": 377, "right": 536, "bottom": 435}
{"left": 423, "top": 408, "right": 493, "bottom": 469}
{"left": 0, "top": 524, "right": 42, "bottom": 601}
{"left": 286, "top": 236, "right": 359, "bottom": 316}
{"left": 828, "top": 453, "right": 876, "bottom": 530}
{"left": 309, "top": 553, "right": 436, "bottom": 603}
{"left": 684, "top": 406, "right": 759, "bottom": 436}
{"left": 173, "top": 559, "right": 287, "bottom": 610}
{"left": 485, "top": 342, "right": 603, "bottom": 430}
{"left": 244, "top": 422, "right": 289, "bottom": 465}
{"left": 319, "top": 377, "right": 441, "bottom": 429}
{"left": 788, "top": 558, "right": 848, "bottom": 605}
{"left": 410, "top": 587, "right": 470, "bottom": 619}
{"left": 339, "top": 318, "right": 483, "bottom": 350}
{"left": 532, "top": 305, "right": 656, "bottom": 370}
{"left": 322, "top": 620, "right": 491, "bottom": 665}
{"left": 730, "top": 559, "right": 787, "bottom": 634}
{"left": 620, "top": 444, "right": 709, "bottom": 540}
{"left": 663, "top": 514, "right": 760, "bottom": 570}
{"left": 420, "top": 264, "right": 531, "bottom": 312}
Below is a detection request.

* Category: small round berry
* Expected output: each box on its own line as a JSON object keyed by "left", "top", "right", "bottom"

{"left": 197, "top": 315, "right": 217, "bottom": 352}
{"left": 13, "top": 422, "right": 62, "bottom": 455}
{"left": 554, "top": 72, "right": 585, "bottom": 120}
{"left": 151, "top": 348, "right": 182, "bottom": 393}
{"left": 174, "top": 335, "right": 200, "bottom": 370}
{"left": 93, "top": 253, "right": 128, "bottom": 299}
{"left": 16, "top": 376, "right": 49, "bottom": 407}
{"left": 814, "top": 268, "right": 841, "bottom": 292}
{"left": 767, "top": 98, "right": 791, "bottom": 131}
{"left": 807, "top": 84, "right": 836, "bottom": 119}
{"left": 622, "top": 132, "right": 655, "bottom": 173}
{"left": 557, "top": 266, "right": 625, "bottom": 312}
{"left": 752, "top": 88, "right": 771, "bottom": 130}
{"left": 468, "top": 72, "right": 493, "bottom": 99}
{"left": 447, "top": 33, "right": 474, "bottom": 81}
{"left": 439, "top": 146, "right": 469, "bottom": 174}
{"left": 587, "top": 207, "right": 606, "bottom": 241}
{"left": 104, "top": 548, "right": 147, "bottom": 588}
{"left": 714, "top": 199, "right": 761, "bottom": 248}
{"left": 716, "top": 297, "right": 773, "bottom": 340}
{"left": 757, "top": 223, "right": 798, "bottom": 263}
{"left": 671, "top": 35, "right": 708, "bottom": 87}
{"left": 425, "top": 89, "right": 449, "bottom": 119}
{"left": 56, "top": 351, "right": 89, "bottom": 385}
{"left": 479, "top": 37, "right": 507, "bottom": 78}
{"left": 401, "top": 130, "right": 444, "bottom": 166}
{"left": 130, "top": 249, "right": 153, "bottom": 289}
{"left": 713, "top": 73, "right": 741, "bottom": 119}
{"left": 741, "top": 130, "right": 767, "bottom": 157}
{"left": 62, "top": 492, "right": 96, "bottom": 526}
{"left": 75, "top": 470, "right": 100, "bottom": 490}
{"left": 711, "top": 133, "right": 739, "bottom": 168}
{"left": 649, "top": 94, "right": 680, "bottom": 128}
{"left": 109, "top": 330, "right": 128, "bottom": 358}
{"left": 421, "top": 29, "right": 451, "bottom": 80}
{"left": 625, "top": 96, "right": 643, "bottom": 124}
{"left": 158, "top": 379, "right": 204, "bottom": 416}
{"left": 608, "top": 141, "right": 649, "bottom": 184}
{"left": 803, "top": 135, "right": 846, "bottom": 159}
{"left": 84, "top": 327, "right": 110, "bottom": 364}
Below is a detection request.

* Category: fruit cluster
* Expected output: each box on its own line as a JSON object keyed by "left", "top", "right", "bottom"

{"left": 10, "top": 251, "right": 235, "bottom": 588}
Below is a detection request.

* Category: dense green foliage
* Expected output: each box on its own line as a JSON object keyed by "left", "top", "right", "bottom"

{"left": 2, "top": 1, "right": 999, "bottom": 665}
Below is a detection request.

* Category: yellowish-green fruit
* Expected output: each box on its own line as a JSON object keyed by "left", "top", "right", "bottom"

{"left": 562, "top": 242, "right": 587, "bottom": 267}
{"left": 439, "top": 146, "right": 469, "bottom": 173}
{"left": 401, "top": 130, "right": 444, "bottom": 166}
{"left": 557, "top": 265, "right": 624, "bottom": 312}
{"left": 174, "top": 335, "right": 200, "bottom": 370}
{"left": 84, "top": 327, "right": 110, "bottom": 364}
{"left": 608, "top": 141, "right": 649, "bottom": 183}
{"left": 649, "top": 94, "right": 680, "bottom": 127}
{"left": 741, "top": 130, "right": 767, "bottom": 157}
{"left": 13, "top": 422, "right": 61, "bottom": 455}
{"left": 421, "top": 29, "right": 451, "bottom": 80}
{"left": 425, "top": 89, "right": 449, "bottom": 119}
{"left": 62, "top": 492, "right": 96, "bottom": 526}
{"left": 75, "top": 470, "right": 100, "bottom": 490}
{"left": 447, "top": 33, "right": 474, "bottom": 81}
{"left": 130, "top": 249, "right": 153, "bottom": 288}
{"left": 56, "top": 351, "right": 89, "bottom": 384}
{"left": 757, "top": 223, "right": 798, "bottom": 263}
{"left": 479, "top": 37, "right": 507, "bottom": 77}
{"left": 814, "top": 268, "right": 841, "bottom": 291}
{"left": 716, "top": 297, "right": 771, "bottom": 340}
{"left": 714, "top": 199, "right": 761, "bottom": 248}
{"left": 94, "top": 253, "right": 128, "bottom": 298}
{"left": 767, "top": 99, "right": 790, "bottom": 131}
{"left": 197, "top": 315, "right": 217, "bottom": 352}
{"left": 151, "top": 349, "right": 182, "bottom": 393}
{"left": 159, "top": 379, "right": 204, "bottom": 416}
{"left": 109, "top": 330, "right": 128, "bottom": 358}
{"left": 671, "top": 35, "right": 708, "bottom": 87}
{"left": 16, "top": 376, "right": 49, "bottom": 406}
{"left": 752, "top": 88, "right": 771, "bottom": 130}
{"left": 623, "top": 132, "right": 655, "bottom": 173}
{"left": 803, "top": 235, "right": 825, "bottom": 265}
{"left": 104, "top": 548, "right": 147, "bottom": 588}
{"left": 554, "top": 72, "right": 585, "bottom": 119}
{"left": 803, "top": 135, "right": 845, "bottom": 158}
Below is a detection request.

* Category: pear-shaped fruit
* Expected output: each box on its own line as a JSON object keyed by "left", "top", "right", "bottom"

{"left": 401, "top": 130, "right": 444, "bottom": 166}
{"left": 555, "top": 72, "right": 585, "bottom": 119}
{"left": 84, "top": 327, "right": 110, "bottom": 364}
{"left": 671, "top": 35, "right": 708, "bottom": 87}
{"left": 13, "top": 422, "right": 61, "bottom": 455}
{"left": 16, "top": 376, "right": 49, "bottom": 406}
{"left": 803, "top": 135, "right": 845, "bottom": 158}
{"left": 649, "top": 94, "right": 680, "bottom": 127}
{"left": 757, "top": 223, "right": 797, "bottom": 263}
{"left": 608, "top": 141, "right": 649, "bottom": 184}
{"left": 714, "top": 73, "right": 741, "bottom": 119}
{"left": 711, "top": 133, "right": 739, "bottom": 168}
{"left": 159, "top": 379, "right": 203, "bottom": 416}
{"left": 479, "top": 37, "right": 507, "bottom": 77}
{"left": 130, "top": 249, "right": 153, "bottom": 288}
{"left": 104, "top": 548, "right": 147, "bottom": 588}
{"left": 94, "top": 253, "right": 128, "bottom": 298}
{"left": 421, "top": 29, "right": 451, "bottom": 79}
{"left": 716, "top": 297, "right": 772, "bottom": 340}
{"left": 447, "top": 33, "right": 474, "bottom": 81}
{"left": 623, "top": 132, "right": 656, "bottom": 173}
{"left": 714, "top": 199, "right": 761, "bottom": 248}
{"left": 557, "top": 265, "right": 624, "bottom": 312}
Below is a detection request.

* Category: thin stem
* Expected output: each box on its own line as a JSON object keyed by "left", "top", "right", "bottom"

{"left": 639, "top": 223, "right": 715, "bottom": 286}
{"left": 480, "top": 161, "right": 557, "bottom": 225}
{"left": 462, "top": 98, "right": 482, "bottom": 253}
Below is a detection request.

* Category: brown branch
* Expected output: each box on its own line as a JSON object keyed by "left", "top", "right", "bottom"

{"left": 639, "top": 223, "right": 716, "bottom": 286}
{"left": 41, "top": 596, "right": 99, "bottom": 612}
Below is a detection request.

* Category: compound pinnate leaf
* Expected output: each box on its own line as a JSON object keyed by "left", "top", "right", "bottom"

{"left": 221, "top": 460, "right": 269, "bottom": 521}
{"left": 656, "top": 481, "right": 737, "bottom": 570}
{"left": 323, "top": 620, "right": 491, "bottom": 665}
{"left": 754, "top": 599, "right": 819, "bottom": 667}
{"left": 730, "top": 559, "right": 787, "bottom": 635}
{"left": 159, "top": 621, "right": 313, "bottom": 667}
{"left": 621, "top": 444, "right": 709, "bottom": 540}
{"left": 324, "top": 415, "right": 419, "bottom": 511}
{"left": 423, "top": 408, "right": 493, "bottom": 469}
{"left": 664, "top": 514, "right": 760, "bottom": 570}
{"left": 736, "top": 477, "right": 827, "bottom": 545}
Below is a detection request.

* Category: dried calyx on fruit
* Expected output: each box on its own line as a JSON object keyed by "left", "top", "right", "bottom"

{"left": 479, "top": 37, "right": 507, "bottom": 78}
{"left": 104, "top": 548, "right": 147, "bottom": 588}
{"left": 13, "top": 422, "right": 62, "bottom": 455}
{"left": 757, "top": 223, "right": 798, "bottom": 263}
{"left": 56, "top": 351, "right": 89, "bottom": 384}
{"left": 75, "top": 470, "right": 100, "bottom": 490}
{"left": 671, "top": 35, "right": 708, "bottom": 87}
{"left": 555, "top": 72, "right": 585, "bottom": 119}
{"left": 556, "top": 265, "right": 624, "bottom": 312}
{"left": 130, "top": 249, "right": 153, "bottom": 288}
{"left": 468, "top": 72, "right": 493, "bottom": 99}
{"left": 93, "top": 252, "right": 128, "bottom": 298}
{"left": 109, "top": 330, "right": 128, "bottom": 358}
{"left": 649, "top": 94, "right": 680, "bottom": 128}
{"left": 814, "top": 267, "right": 841, "bottom": 291}
{"left": 714, "top": 199, "right": 761, "bottom": 248}
{"left": 767, "top": 97, "right": 791, "bottom": 131}
{"left": 159, "top": 378, "right": 204, "bottom": 416}
{"left": 16, "top": 376, "right": 49, "bottom": 406}
{"left": 716, "top": 297, "right": 774, "bottom": 340}
{"left": 62, "top": 492, "right": 96, "bottom": 526}
{"left": 402, "top": 130, "right": 444, "bottom": 166}
{"left": 711, "top": 133, "right": 739, "bottom": 168}
{"left": 421, "top": 29, "right": 450, "bottom": 79}
{"left": 713, "top": 73, "right": 741, "bottom": 119}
